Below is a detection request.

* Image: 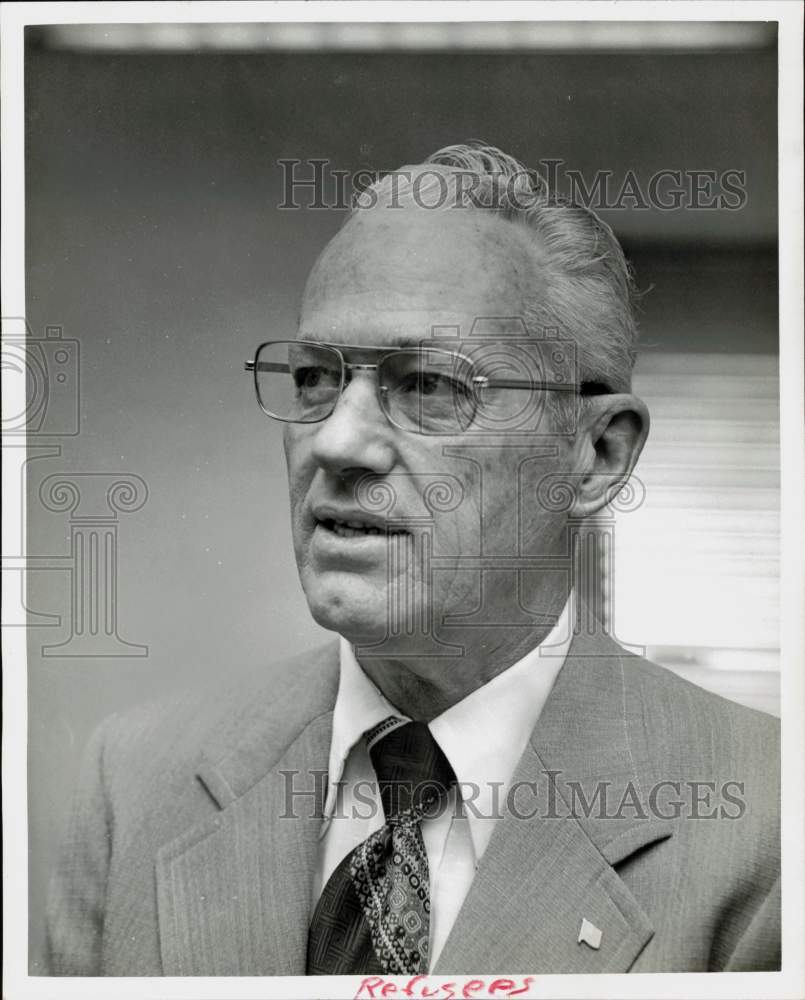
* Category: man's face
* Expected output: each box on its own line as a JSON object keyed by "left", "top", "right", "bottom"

{"left": 283, "top": 207, "right": 579, "bottom": 646}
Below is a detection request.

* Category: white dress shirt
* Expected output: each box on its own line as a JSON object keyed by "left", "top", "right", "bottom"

{"left": 312, "top": 598, "right": 573, "bottom": 968}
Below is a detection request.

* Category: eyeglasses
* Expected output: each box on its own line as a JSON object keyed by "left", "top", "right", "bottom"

{"left": 244, "top": 340, "right": 592, "bottom": 435}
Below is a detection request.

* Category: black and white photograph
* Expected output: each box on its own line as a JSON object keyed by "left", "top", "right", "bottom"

{"left": 2, "top": 3, "right": 803, "bottom": 999}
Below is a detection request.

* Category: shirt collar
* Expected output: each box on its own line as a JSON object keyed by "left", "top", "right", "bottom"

{"left": 323, "top": 638, "right": 407, "bottom": 819}
{"left": 326, "top": 597, "right": 573, "bottom": 858}
{"left": 429, "top": 597, "right": 573, "bottom": 859}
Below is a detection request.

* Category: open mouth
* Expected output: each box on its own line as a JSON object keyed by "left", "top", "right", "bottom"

{"left": 319, "top": 518, "right": 408, "bottom": 539}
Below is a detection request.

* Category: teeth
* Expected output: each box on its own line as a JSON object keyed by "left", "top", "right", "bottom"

{"left": 319, "top": 517, "right": 406, "bottom": 538}
{"left": 331, "top": 521, "right": 381, "bottom": 538}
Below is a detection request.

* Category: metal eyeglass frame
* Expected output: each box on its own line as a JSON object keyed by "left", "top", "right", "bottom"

{"left": 244, "top": 339, "right": 593, "bottom": 433}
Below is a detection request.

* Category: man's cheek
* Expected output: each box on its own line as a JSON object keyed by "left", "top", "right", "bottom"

{"left": 437, "top": 494, "right": 482, "bottom": 559}
{"left": 283, "top": 426, "right": 313, "bottom": 479}
{"left": 285, "top": 459, "right": 313, "bottom": 515}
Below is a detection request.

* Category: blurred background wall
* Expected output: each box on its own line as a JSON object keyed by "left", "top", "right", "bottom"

{"left": 23, "top": 21, "right": 778, "bottom": 969}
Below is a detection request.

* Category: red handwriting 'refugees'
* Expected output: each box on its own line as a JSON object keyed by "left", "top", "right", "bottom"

{"left": 354, "top": 976, "right": 536, "bottom": 999}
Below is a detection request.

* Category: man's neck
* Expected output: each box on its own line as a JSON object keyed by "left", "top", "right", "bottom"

{"left": 353, "top": 589, "right": 571, "bottom": 722}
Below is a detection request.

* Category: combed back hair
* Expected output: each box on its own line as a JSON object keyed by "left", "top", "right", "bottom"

{"left": 347, "top": 142, "right": 639, "bottom": 394}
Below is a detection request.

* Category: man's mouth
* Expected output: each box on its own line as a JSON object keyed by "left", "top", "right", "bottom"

{"left": 319, "top": 517, "right": 407, "bottom": 539}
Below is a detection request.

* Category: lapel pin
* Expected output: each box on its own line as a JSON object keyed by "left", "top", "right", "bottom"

{"left": 578, "top": 917, "right": 603, "bottom": 950}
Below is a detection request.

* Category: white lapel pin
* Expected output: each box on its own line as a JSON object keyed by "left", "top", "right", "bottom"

{"left": 578, "top": 917, "right": 603, "bottom": 950}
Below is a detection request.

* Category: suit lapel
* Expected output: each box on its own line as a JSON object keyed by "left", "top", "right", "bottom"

{"left": 154, "top": 631, "right": 674, "bottom": 975}
{"left": 156, "top": 644, "right": 339, "bottom": 976}
{"left": 434, "top": 629, "right": 673, "bottom": 974}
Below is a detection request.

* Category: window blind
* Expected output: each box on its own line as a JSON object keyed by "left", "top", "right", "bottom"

{"left": 611, "top": 352, "right": 779, "bottom": 716}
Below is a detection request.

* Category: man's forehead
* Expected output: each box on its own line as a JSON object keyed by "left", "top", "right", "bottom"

{"left": 300, "top": 205, "right": 542, "bottom": 333}
{"left": 297, "top": 309, "right": 533, "bottom": 348}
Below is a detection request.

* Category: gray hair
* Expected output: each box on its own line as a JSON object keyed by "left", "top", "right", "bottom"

{"left": 348, "top": 142, "right": 639, "bottom": 394}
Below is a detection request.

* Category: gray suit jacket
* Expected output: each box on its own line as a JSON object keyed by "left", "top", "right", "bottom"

{"left": 43, "top": 631, "right": 780, "bottom": 975}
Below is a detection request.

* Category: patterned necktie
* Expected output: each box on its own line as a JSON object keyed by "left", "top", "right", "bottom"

{"left": 307, "top": 716, "right": 456, "bottom": 975}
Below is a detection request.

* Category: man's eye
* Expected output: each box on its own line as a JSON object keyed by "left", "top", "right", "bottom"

{"left": 419, "top": 372, "right": 443, "bottom": 396}
{"left": 294, "top": 366, "right": 337, "bottom": 390}
{"left": 400, "top": 371, "right": 461, "bottom": 396}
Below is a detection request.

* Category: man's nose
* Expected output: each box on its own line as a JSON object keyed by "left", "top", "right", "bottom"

{"left": 310, "top": 371, "right": 396, "bottom": 477}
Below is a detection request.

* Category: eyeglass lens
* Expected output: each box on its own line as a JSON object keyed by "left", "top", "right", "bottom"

{"left": 254, "top": 341, "right": 479, "bottom": 432}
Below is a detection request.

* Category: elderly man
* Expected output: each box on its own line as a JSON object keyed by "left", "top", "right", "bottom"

{"left": 45, "top": 144, "right": 779, "bottom": 977}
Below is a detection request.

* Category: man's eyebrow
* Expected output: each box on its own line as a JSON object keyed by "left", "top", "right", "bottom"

{"left": 394, "top": 336, "right": 446, "bottom": 350}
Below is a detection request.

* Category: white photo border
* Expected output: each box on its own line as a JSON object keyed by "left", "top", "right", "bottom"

{"left": 2, "top": 2, "right": 803, "bottom": 998}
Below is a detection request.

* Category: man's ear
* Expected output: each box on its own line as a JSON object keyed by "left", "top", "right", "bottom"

{"left": 570, "top": 393, "right": 650, "bottom": 518}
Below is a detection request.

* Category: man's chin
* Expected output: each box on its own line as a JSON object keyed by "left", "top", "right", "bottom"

{"left": 304, "top": 587, "right": 390, "bottom": 645}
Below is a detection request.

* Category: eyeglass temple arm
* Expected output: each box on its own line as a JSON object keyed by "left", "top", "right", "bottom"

{"left": 478, "top": 378, "right": 610, "bottom": 395}
{"left": 475, "top": 376, "right": 581, "bottom": 393}
{"left": 244, "top": 360, "right": 290, "bottom": 373}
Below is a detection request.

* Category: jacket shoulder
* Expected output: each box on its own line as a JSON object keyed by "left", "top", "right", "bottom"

{"left": 621, "top": 649, "right": 779, "bottom": 817}
{"left": 623, "top": 649, "right": 779, "bottom": 744}
{"left": 94, "top": 641, "right": 339, "bottom": 805}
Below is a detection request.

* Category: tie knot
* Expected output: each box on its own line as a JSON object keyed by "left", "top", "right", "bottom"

{"left": 365, "top": 717, "right": 456, "bottom": 821}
